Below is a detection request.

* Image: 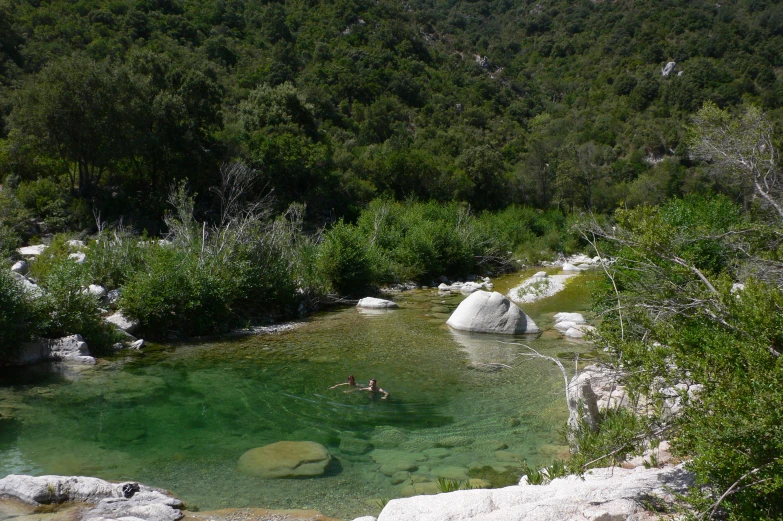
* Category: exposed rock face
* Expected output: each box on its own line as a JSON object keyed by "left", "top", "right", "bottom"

{"left": 47, "top": 335, "right": 97, "bottom": 365}
{"left": 662, "top": 61, "right": 676, "bottom": 76}
{"left": 11, "top": 272, "right": 43, "bottom": 297}
{"left": 10, "top": 335, "right": 96, "bottom": 366}
{"left": 0, "top": 475, "right": 183, "bottom": 521}
{"left": 11, "top": 260, "right": 29, "bottom": 275}
{"left": 561, "top": 262, "right": 579, "bottom": 272}
{"left": 447, "top": 291, "right": 539, "bottom": 334}
{"left": 69, "top": 252, "right": 87, "bottom": 264}
{"left": 17, "top": 244, "right": 48, "bottom": 257}
{"left": 237, "top": 441, "right": 331, "bottom": 478}
{"left": 567, "top": 364, "right": 703, "bottom": 430}
{"left": 357, "top": 297, "right": 399, "bottom": 309}
{"left": 88, "top": 285, "right": 108, "bottom": 298}
{"left": 377, "top": 464, "right": 693, "bottom": 521}
{"left": 105, "top": 312, "right": 140, "bottom": 334}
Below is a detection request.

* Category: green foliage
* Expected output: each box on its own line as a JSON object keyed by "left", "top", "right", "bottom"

{"left": 86, "top": 232, "right": 146, "bottom": 289}
{"left": 3, "top": 0, "right": 777, "bottom": 221}
{"left": 35, "top": 259, "right": 117, "bottom": 353}
{"left": 316, "top": 220, "right": 375, "bottom": 295}
{"left": 435, "top": 477, "right": 473, "bottom": 493}
{"left": 0, "top": 270, "right": 37, "bottom": 361}
{"left": 590, "top": 193, "right": 783, "bottom": 519}
{"left": 120, "top": 247, "right": 236, "bottom": 338}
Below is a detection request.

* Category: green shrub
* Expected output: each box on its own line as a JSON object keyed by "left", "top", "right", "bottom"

{"left": 0, "top": 270, "right": 38, "bottom": 361}
{"left": 35, "top": 259, "right": 118, "bottom": 354}
{"left": 120, "top": 247, "right": 236, "bottom": 337}
{"left": 87, "top": 232, "right": 146, "bottom": 289}
{"left": 316, "top": 220, "right": 375, "bottom": 295}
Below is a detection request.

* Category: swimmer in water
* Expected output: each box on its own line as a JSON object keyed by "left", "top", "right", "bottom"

{"left": 361, "top": 378, "right": 389, "bottom": 399}
{"left": 329, "top": 375, "right": 357, "bottom": 390}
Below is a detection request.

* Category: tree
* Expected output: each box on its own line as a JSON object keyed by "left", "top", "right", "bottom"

{"left": 688, "top": 102, "right": 783, "bottom": 218}
{"left": 8, "top": 55, "right": 133, "bottom": 196}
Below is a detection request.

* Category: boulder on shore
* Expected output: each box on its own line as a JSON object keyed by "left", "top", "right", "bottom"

{"left": 105, "top": 312, "right": 140, "bottom": 334}
{"left": 377, "top": 464, "right": 693, "bottom": 521}
{"left": 17, "top": 244, "right": 47, "bottom": 257}
{"left": 0, "top": 474, "right": 184, "bottom": 521}
{"left": 237, "top": 441, "right": 331, "bottom": 478}
{"left": 446, "top": 291, "right": 540, "bottom": 334}
{"left": 11, "top": 260, "right": 29, "bottom": 275}
{"left": 10, "top": 335, "right": 96, "bottom": 366}
{"left": 357, "top": 297, "right": 399, "bottom": 309}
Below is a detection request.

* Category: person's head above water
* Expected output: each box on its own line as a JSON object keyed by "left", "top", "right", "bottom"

{"left": 368, "top": 378, "right": 377, "bottom": 389}
{"left": 348, "top": 375, "right": 356, "bottom": 385}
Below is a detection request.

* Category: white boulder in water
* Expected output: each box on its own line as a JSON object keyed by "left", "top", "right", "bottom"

{"left": 561, "top": 262, "right": 579, "bottom": 272}
{"left": 357, "top": 297, "right": 399, "bottom": 309}
{"left": 553, "top": 312, "right": 586, "bottom": 332}
{"left": 460, "top": 281, "right": 483, "bottom": 294}
{"left": 564, "top": 324, "right": 596, "bottom": 339}
{"left": 447, "top": 291, "right": 540, "bottom": 334}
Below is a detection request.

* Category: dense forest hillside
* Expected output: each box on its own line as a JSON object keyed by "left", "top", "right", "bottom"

{"left": 2, "top": 0, "right": 783, "bottom": 233}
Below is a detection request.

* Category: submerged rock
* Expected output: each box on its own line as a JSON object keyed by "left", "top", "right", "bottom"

{"left": 357, "top": 297, "right": 399, "bottom": 309}
{"left": 237, "top": 441, "right": 331, "bottom": 478}
{"left": 446, "top": 291, "right": 539, "bottom": 334}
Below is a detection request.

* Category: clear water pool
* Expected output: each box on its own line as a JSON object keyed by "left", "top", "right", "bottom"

{"left": 0, "top": 270, "right": 599, "bottom": 519}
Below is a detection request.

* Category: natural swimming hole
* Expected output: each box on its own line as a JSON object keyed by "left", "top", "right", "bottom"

{"left": 0, "top": 271, "right": 598, "bottom": 519}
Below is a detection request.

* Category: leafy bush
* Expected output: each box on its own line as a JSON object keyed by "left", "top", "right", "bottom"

{"left": 0, "top": 270, "right": 38, "bottom": 361}
{"left": 35, "top": 259, "right": 118, "bottom": 354}
{"left": 586, "top": 194, "right": 783, "bottom": 519}
{"left": 120, "top": 247, "right": 236, "bottom": 338}
{"left": 86, "top": 231, "right": 146, "bottom": 289}
{"left": 316, "top": 220, "right": 375, "bottom": 295}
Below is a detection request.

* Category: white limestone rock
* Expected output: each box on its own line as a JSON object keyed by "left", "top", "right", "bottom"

{"left": 11, "top": 260, "right": 29, "bottom": 275}
{"left": 69, "top": 252, "right": 87, "bottom": 263}
{"left": 47, "top": 334, "right": 96, "bottom": 365}
{"left": 17, "top": 244, "right": 48, "bottom": 257}
{"left": 662, "top": 61, "right": 676, "bottom": 76}
{"left": 376, "top": 464, "right": 693, "bottom": 521}
{"left": 532, "top": 271, "right": 547, "bottom": 278}
{"left": 437, "top": 283, "right": 451, "bottom": 291}
{"left": 357, "top": 297, "right": 399, "bottom": 309}
{"left": 88, "top": 284, "right": 108, "bottom": 298}
{"left": 11, "top": 271, "right": 43, "bottom": 297}
{"left": 130, "top": 339, "right": 146, "bottom": 350}
{"left": 0, "top": 475, "right": 184, "bottom": 521}
{"left": 105, "top": 312, "right": 140, "bottom": 334}
{"left": 446, "top": 291, "right": 540, "bottom": 334}
{"left": 351, "top": 517, "right": 378, "bottom": 521}
{"left": 561, "top": 262, "right": 579, "bottom": 272}
{"left": 460, "top": 281, "right": 483, "bottom": 294}
{"left": 67, "top": 239, "right": 86, "bottom": 248}
{"left": 564, "top": 324, "right": 596, "bottom": 339}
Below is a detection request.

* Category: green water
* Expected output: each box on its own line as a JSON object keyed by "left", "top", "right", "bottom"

{"left": 0, "top": 270, "right": 599, "bottom": 519}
